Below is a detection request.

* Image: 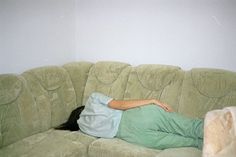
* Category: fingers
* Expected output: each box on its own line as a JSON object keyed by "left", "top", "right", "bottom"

{"left": 153, "top": 99, "right": 174, "bottom": 112}
{"left": 160, "top": 103, "right": 174, "bottom": 112}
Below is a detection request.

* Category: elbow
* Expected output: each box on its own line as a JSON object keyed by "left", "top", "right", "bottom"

{"left": 108, "top": 100, "right": 126, "bottom": 110}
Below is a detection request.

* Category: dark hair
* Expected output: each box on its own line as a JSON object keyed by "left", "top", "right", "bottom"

{"left": 55, "top": 106, "right": 85, "bottom": 131}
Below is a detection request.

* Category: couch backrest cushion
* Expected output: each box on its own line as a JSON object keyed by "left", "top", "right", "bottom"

{"left": 0, "top": 74, "right": 39, "bottom": 148}
{"left": 22, "top": 66, "right": 77, "bottom": 131}
{"left": 123, "top": 64, "right": 185, "bottom": 111}
{"left": 178, "top": 68, "right": 236, "bottom": 118}
{"left": 63, "top": 62, "right": 93, "bottom": 106}
{"left": 82, "top": 61, "right": 131, "bottom": 105}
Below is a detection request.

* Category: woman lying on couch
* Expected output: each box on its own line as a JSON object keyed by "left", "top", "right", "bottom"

{"left": 55, "top": 92, "right": 203, "bottom": 150}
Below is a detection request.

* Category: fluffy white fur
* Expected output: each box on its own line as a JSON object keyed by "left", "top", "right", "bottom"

{"left": 203, "top": 107, "right": 236, "bottom": 157}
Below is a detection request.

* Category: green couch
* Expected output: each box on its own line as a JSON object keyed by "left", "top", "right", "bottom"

{"left": 0, "top": 61, "right": 236, "bottom": 157}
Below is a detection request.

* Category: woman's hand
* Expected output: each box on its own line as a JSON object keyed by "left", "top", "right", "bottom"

{"left": 152, "top": 99, "right": 174, "bottom": 112}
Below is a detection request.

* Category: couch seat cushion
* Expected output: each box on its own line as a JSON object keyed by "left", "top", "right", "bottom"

{"left": 88, "top": 138, "right": 160, "bottom": 157}
{"left": 0, "top": 129, "right": 96, "bottom": 157}
{"left": 88, "top": 138, "right": 202, "bottom": 157}
{"left": 155, "top": 147, "right": 202, "bottom": 157}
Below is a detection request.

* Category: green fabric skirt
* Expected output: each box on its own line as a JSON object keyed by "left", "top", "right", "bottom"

{"left": 116, "top": 105, "right": 203, "bottom": 150}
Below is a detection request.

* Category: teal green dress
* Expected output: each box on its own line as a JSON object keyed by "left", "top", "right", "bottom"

{"left": 116, "top": 104, "right": 203, "bottom": 150}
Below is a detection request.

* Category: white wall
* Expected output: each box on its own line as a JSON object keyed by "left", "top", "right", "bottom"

{"left": 75, "top": 0, "right": 236, "bottom": 71}
{"left": 1, "top": 0, "right": 236, "bottom": 74}
{"left": 0, "top": 0, "right": 76, "bottom": 74}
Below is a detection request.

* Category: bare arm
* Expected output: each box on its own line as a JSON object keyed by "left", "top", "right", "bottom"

{"left": 108, "top": 99, "right": 173, "bottom": 112}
